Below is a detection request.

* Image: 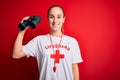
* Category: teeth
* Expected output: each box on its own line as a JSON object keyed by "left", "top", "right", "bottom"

{"left": 52, "top": 22, "right": 60, "bottom": 25}
{"left": 53, "top": 24, "right": 59, "bottom": 26}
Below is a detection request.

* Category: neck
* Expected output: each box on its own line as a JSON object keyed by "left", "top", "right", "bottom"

{"left": 50, "top": 30, "right": 63, "bottom": 37}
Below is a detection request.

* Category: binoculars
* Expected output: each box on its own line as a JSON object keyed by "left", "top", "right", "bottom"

{"left": 18, "top": 16, "right": 41, "bottom": 31}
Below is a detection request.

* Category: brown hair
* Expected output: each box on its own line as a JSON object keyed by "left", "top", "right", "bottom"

{"left": 47, "top": 5, "right": 65, "bottom": 18}
{"left": 47, "top": 5, "right": 65, "bottom": 33}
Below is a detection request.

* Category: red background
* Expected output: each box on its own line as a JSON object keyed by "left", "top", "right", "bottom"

{"left": 0, "top": 0, "right": 120, "bottom": 80}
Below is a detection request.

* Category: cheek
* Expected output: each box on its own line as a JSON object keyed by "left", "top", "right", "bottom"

{"left": 48, "top": 19, "right": 53, "bottom": 24}
{"left": 60, "top": 18, "right": 65, "bottom": 23}
{"left": 60, "top": 20, "right": 64, "bottom": 24}
{"left": 48, "top": 20, "right": 53, "bottom": 27}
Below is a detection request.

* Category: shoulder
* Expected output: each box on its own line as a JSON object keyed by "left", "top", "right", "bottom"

{"left": 33, "top": 34, "right": 49, "bottom": 40}
{"left": 29, "top": 34, "right": 49, "bottom": 43}
{"left": 65, "top": 35, "right": 78, "bottom": 43}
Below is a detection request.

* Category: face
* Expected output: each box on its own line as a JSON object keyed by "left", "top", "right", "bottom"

{"left": 48, "top": 7, "right": 65, "bottom": 32}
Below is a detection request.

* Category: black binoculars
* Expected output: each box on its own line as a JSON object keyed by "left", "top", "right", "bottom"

{"left": 18, "top": 16, "right": 41, "bottom": 31}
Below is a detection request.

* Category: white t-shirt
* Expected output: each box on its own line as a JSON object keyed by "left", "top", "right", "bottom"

{"left": 23, "top": 34, "right": 83, "bottom": 80}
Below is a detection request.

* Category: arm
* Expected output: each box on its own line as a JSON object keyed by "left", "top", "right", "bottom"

{"left": 12, "top": 16, "right": 29, "bottom": 59}
{"left": 12, "top": 30, "right": 27, "bottom": 59}
{"left": 72, "top": 63, "right": 80, "bottom": 80}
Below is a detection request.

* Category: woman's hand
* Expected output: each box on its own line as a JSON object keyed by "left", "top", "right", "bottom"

{"left": 19, "top": 16, "right": 30, "bottom": 32}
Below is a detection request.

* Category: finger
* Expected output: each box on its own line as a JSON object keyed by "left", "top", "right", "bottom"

{"left": 20, "top": 16, "right": 30, "bottom": 23}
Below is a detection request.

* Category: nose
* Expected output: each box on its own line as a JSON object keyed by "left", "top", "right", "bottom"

{"left": 53, "top": 17, "right": 57, "bottom": 23}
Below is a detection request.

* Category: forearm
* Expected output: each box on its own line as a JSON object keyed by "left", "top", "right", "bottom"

{"left": 12, "top": 31, "right": 26, "bottom": 59}
{"left": 72, "top": 63, "right": 79, "bottom": 80}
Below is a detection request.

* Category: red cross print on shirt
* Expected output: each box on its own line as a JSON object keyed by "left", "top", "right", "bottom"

{"left": 50, "top": 50, "right": 64, "bottom": 72}
{"left": 51, "top": 50, "right": 64, "bottom": 63}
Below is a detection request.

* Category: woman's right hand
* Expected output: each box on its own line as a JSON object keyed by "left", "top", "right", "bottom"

{"left": 20, "top": 16, "right": 30, "bottom": 23}
{"left": 19, "top": 16, "right": 30, "bottom": 32}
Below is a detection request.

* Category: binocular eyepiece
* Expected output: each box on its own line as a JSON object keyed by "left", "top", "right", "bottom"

{"left": 18, "top": 16, "right": 41, "bottom": 31}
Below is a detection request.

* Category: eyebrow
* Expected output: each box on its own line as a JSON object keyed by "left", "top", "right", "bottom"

{"left": 57, "top": 14, "right": 62, "bottom": 16}
{"left": 49, "top": 14, "right": 63, "bottom": 17}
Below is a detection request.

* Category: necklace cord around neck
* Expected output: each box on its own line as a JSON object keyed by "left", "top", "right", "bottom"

{"left": 49, "top": 34, "right": 63, "bottom": 52}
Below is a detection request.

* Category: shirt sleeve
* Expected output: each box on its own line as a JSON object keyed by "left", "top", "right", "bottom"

{"left": 22, "top": 37, "right": 38, "bottom": 58}
{"left": 70, "top": 38, "right": 83, "bottom": 63}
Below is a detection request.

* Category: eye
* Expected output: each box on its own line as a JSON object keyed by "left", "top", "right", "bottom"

{"left": 58, "top": 16, "right": 61, "bottom": 19}
{"left": 49, "top": 14, "right": 54, "bottom": 19}
{"left": 57, "top": 14, "right": 63, "bottom": 19}
{"left": 49, "top": 16, "right": 53, "bottom": 19}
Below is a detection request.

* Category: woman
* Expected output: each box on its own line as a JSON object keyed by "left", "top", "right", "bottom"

{"left": 13, "top": 5, "right": 83, "bottom": 80}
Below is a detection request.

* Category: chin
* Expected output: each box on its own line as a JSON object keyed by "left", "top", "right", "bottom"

{"left": 51, "top": 26, "right": 59, "bottom": 30}
{"left": 51, "top": 28, "right": 59, "bottom": 31}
